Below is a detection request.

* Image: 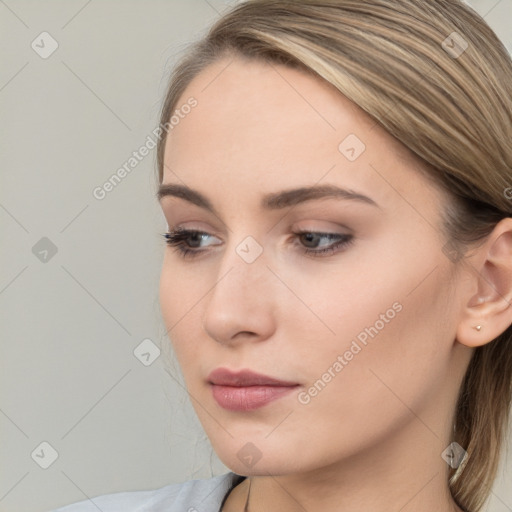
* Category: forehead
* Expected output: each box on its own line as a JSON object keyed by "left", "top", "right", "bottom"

{"left": 162, "top": 55, "right": 443, "bottom": 216}
{"left": 168, "top": 56, "right": 415, "bottom": 152}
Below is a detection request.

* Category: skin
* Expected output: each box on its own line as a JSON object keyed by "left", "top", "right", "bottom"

{"left": 158, "top": 54, "right": 512, "bottom": 512}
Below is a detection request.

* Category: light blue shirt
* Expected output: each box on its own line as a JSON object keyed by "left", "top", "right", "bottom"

{"left": 50, "top": 472, "right": 246, "bottom": 512}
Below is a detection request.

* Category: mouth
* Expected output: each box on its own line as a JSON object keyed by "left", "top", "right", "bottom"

{"left": 207, "top": 368, "right": 300, "bottom": 411}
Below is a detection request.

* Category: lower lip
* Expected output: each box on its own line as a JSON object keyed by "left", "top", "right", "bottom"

{"left": 210, "top": 384, "right": 298, "bottom": 411}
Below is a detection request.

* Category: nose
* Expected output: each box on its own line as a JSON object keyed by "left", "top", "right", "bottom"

{"left": 202, "top": 239, "right": 277, "bottom": 347}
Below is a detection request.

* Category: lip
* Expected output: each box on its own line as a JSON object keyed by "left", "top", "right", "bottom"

{"left": 207, "top": 368, "right": 300, "bottom": 411}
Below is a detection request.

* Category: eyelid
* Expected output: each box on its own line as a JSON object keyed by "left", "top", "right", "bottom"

{"left": 166, "top": 227, "right": 222, "bottom": 244}
{"left": 162, "top": 203, "right": 361, "bottom": 233}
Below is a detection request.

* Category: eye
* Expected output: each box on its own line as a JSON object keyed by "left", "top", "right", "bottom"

{"left": 162, "top": 228, "right": 219, "bottom": 259}
{"left": 161, "top": 228, "right": 354, "bottom": 259}
{"left": 292, "top": 229, "right": 354, "bottom": 258}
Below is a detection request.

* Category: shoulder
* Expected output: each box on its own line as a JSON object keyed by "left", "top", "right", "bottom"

{"left": 49, "top": 472, "right": 246, "bottom": 512}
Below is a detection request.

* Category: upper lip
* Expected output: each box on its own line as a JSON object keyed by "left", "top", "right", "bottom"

{"left": 207, "top": 368, "right": 299, "bottom": 387}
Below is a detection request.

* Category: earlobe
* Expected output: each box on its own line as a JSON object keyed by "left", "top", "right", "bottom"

{"left": 456, "top": 218, "right": 512, "bottom": 348}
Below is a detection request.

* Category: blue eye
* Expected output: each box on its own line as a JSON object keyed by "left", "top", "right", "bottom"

{"left": 161, "top": 228, "right": 354, "bottom": 259}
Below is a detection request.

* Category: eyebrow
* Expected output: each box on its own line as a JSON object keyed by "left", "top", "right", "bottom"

{"left": 157, "top": 183, "right": 380, "bottom": 214}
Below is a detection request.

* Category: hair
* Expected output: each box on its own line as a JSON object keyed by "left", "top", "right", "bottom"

{"left": 156, "top": 1, "right": 512, "bottom": 510}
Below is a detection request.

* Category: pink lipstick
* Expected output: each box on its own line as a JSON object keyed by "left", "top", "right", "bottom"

{"left": 207, "top": 368, "right": 299, "bottom": 411}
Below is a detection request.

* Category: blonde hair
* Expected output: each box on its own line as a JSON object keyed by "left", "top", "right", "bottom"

{"left": 156, "top": 1, "right": 512, "bottom": 510}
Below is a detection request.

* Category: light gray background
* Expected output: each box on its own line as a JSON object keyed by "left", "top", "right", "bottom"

{"left": 1, "top": 1, "right": 511, "bottom": 511}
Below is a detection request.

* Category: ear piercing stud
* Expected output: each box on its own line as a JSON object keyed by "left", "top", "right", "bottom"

{"left": 472, "top": 325, "right": 482, "bottom": 331}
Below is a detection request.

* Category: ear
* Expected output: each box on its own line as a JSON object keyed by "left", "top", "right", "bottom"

{"left": 456, "top": 217, "right": 512, "bottom": 348}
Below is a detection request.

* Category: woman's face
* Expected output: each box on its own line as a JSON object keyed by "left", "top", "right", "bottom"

{"left": 158, "top": 55, "right": 472, "bottom": 476}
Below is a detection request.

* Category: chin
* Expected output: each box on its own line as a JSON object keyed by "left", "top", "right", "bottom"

{"left": 209, "top": 437, "right": 304, "bottom": 477}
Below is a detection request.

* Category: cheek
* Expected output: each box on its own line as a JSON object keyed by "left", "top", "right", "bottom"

{"left": 292, "top": 257, "right": 456, "bottom": 440}
{"left": 159, "top": 259, "right": 219, "bottom": 391}
{"left": 159, "top": 263, "right": 197, "bottom": 362}
{"left": 159, "top": 253, "right": 206, "bottom": 326}
{"left": 159, "top": 263, "right": 177, "bottom": 334}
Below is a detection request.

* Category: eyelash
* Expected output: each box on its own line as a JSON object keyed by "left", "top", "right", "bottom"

{"left": 161, "top": 228, "right": 354, "bottom": 259}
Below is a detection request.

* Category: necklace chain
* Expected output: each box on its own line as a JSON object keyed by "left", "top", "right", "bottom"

{"left": 243, "top": 478, "right": 251, "bottom": 512}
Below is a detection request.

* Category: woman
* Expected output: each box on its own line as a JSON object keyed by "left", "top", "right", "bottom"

{"left": 52, "top": 0, "right": 512, "bottom": 511}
